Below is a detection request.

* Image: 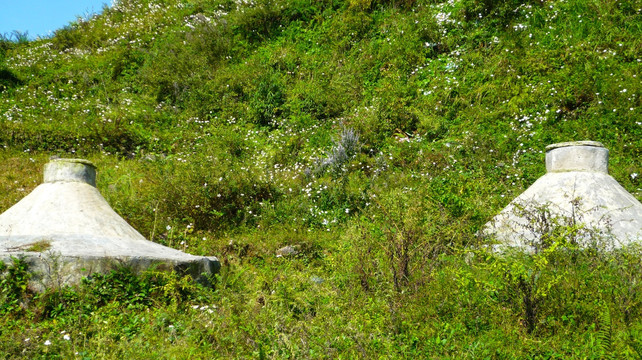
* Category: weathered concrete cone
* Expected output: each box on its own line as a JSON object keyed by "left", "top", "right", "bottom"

{"left": 484, "top": 141, "right": 642, "bottom": 251}
{"left": 0, "top": 159, "right": 219, "bottom": 290}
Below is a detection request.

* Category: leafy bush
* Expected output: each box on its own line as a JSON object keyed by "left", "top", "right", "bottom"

{"left": 0, "top": 68, "right": 22, "bottom": 92}
{"left": 51, "top": 25, "right": 82, "bottom": 50}
{"left": 249, "top": 70, "right": 286, "bottom": 127}
{"left": 0, "top": 257, "right": 32, "bottom": 316}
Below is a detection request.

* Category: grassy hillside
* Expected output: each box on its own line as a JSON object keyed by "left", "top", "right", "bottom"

{"left": 1, "top": 0, "right": 642, "bottom": 357}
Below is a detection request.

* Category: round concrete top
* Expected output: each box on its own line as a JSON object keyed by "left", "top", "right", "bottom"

{"left": 545, "top": 141, "right": 609, "bottom": 173}
{"left": 44, "top": 159, "right": 97, "bottom": 186}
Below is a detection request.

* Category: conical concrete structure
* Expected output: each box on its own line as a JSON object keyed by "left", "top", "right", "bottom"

{"left": 484, "top": 141, "right": 642, "bottom": 251}
{"left": 0, "top": 159, "right": 219, "bottom": 289}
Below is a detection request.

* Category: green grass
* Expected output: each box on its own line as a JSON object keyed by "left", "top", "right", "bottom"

{"left": 1, "top": 0, "right": 641, "bottom": 357}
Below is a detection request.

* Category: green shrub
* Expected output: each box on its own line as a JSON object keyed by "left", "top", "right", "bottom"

{"left": 0, "top": 257, "right": 32, "bottom": 316}
{"left": 249, "top": 70, "right": 286, "bottom": 127}
{"left": 232, "top": 0, "right": 286, "bottom": 42}
{"left": 51, "top": 24, "right": 82, "bottom": 50}
{"left": 0, "top": 68, "right": 22, "bottom": 93}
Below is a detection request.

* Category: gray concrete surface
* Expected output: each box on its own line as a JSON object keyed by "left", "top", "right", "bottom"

{"left": 484, "top": 141, "right": 642, "bottom": 250}
{"left": 0, "top": 159, "right": 219, "bottom": 290}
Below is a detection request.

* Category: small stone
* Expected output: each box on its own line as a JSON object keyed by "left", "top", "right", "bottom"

{"left": 276, "top": 245, "right": 300, "bottom": 257}
{"left": 142, "top": 154, "right": 157, "bottom": 162}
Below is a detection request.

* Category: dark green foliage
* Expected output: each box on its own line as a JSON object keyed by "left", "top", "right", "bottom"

{"left": 0, "top": 121, "right": 149, "bottom": 157}
{"left": 249, "top": 70, "right": 286, "bottom": 127}
{"left": 0, "top": 68, "right": 22, "bottom": 92}
{"left": 0, "top": 32, "right": 26, "bottom": 93}
{"left": 36, "top": 266, "right": 203, "bottom": 322}
{"left": 51, "top": 25, "right": 82, "bottom": 51}
{"left": 81, "top": 267, "right": 155, "bottom": 308}
{"left": 111, "top": 48, "right": 146, "bottom": 81}
{"left": 233, "top": 0, "right": 286, "bottom": 42}
{"left": 0, "top": 257, "right": 31, "bottom": 316}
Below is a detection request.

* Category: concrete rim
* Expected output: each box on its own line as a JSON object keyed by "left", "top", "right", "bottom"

{"left": 48, "top": 158, "right": 97, "bottom": 168}
{"left": 545, "top": 141, "right": 604, "bottom": 152}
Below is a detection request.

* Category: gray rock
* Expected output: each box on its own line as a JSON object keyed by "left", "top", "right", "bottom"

{"left": 276, "top": 245, "right": 300, "bottom": 257}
